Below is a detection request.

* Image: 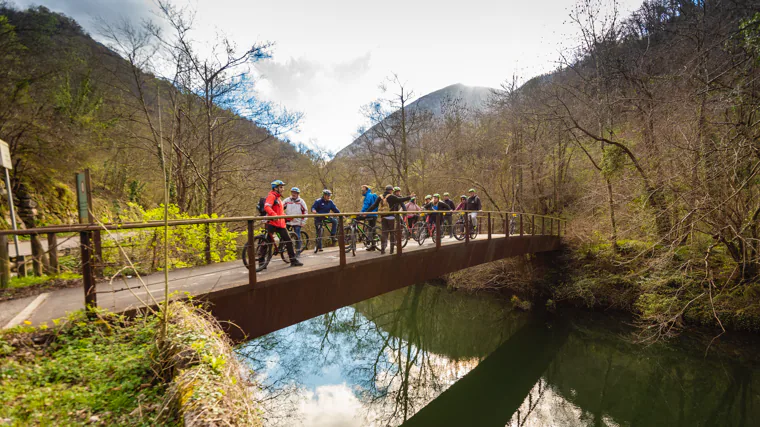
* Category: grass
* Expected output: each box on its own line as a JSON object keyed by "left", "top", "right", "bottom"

{"left": 7, "top": 272, "right": 81, "bottom": 289}
{"left": 0, "top": 310, "right": 179, "bottom": 426}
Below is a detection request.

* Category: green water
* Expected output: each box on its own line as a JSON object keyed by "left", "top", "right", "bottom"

{"left": 237, "top": 284, "right": 760, "bottom": 426}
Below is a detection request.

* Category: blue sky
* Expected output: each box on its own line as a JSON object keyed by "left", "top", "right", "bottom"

{"left": 15, "top": 0, "right": 643, "bottom": 152}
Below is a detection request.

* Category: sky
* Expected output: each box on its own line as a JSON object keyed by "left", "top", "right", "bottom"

{"left": 15, "top": 0, "right": 643, "bottom": 152}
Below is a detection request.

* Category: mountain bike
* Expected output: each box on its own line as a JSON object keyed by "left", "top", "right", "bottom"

{"left": 452, "top": 213, "right": 478, "bottom": 241}
{"left": 287, "top": 224, "right": 309, "bottom": 253}
{"left": 412, "top": 216, "right": 440, "bottom": 245}
{"left": 313, "top": 217, "right": 338, "bottom": 253}
{"left": 242, "top": 228, "right": 297, "bottom": 272}
{"left": 344, "top": 217, "right": 381, "bottom": 255}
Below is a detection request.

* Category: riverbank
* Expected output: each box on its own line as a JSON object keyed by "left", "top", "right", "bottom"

{"left": 0, "top": 303, "right": 260, "bottom": 426}
{"left": 446, "top": 239, "right": 760, "bottom": 335}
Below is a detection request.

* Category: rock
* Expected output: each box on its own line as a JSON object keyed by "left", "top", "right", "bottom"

{"left": 88, "top": 415, "right": 100, "bottom": 423}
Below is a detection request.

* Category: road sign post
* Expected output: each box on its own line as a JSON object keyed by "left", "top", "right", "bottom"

{"left": 1, "top": 139, "right": 19, "bottom": 258}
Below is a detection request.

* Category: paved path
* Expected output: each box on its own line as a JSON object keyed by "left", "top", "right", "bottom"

{"left": 1, "top": 234, "right": 509, "bottom": 328}
{"left": 6, "top": 231, "right": 135, "bottom": 257}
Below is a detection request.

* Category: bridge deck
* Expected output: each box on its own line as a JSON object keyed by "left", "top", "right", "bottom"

{"left": 1, "top": 233, "right": 561, "bottom": 336}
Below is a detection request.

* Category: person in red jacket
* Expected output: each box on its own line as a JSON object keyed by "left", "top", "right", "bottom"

{"left": 264, "top": 180, "right": 303, "bottom": 267}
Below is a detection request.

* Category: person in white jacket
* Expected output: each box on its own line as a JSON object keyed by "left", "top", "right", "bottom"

{"left": 283, "top": 187, "right": 308, "bottom": 253}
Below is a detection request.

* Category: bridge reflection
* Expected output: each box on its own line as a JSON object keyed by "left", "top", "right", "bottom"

{"left": 238, "top": 284, "right": 760, "bottom": 427}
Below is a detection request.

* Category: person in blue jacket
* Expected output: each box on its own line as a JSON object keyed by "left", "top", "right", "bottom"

{"left": 360, "top": 185, "right": 378, "bottom": 251}
{"left": 311, "top": 189, "right": 340, "bottom": 251}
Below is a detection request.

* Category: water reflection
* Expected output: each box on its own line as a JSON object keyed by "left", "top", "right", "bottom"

{"left": 236, "top": 284, "right": 760, "bottom": 427}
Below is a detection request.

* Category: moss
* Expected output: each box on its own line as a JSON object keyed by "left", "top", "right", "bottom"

{"left": 0, "top": 310, "right": 178, "bottom": 426}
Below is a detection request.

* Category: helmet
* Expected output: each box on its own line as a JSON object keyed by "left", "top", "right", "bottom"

{"left": 410, "top": 197, "right": 416, "bottom": 201}
{"left": 460, "top": 195, "right": 466, "bottom": 199}
{"left": 443, "top": 192, "right": 450, "bottom": 196}
{"left": 425, "top": 194, "right": 432, "bottom": 200}
{"left": 271, "top": 180, "right": 285, "bottom": 189}
{"left": 323, "top": 189, "right": 332, "bottom": 196}
{"left": 393, "top": 186, "right": 401, "bottom": 191}
{"left": 433, "top": 193, "right": 440, "bottom": 198}
{"left": 385, "top": 185, "right": 394, "bottom": 191}
{"left": 468, "top": 188, "right": 475, "bottom": 193}
{"left": 290, "top": 187, "right": 300, "bottom": 193}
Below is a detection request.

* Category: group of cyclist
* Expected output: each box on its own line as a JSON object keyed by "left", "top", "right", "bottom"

{"left": 263, "top": 179, "right": 483, "bottom": 268}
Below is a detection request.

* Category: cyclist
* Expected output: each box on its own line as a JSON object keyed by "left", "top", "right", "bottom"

{"left": 359, "top": 185, "right": 379, "bottom": 251}
{"left": 405, "top": 196, "right": 421, "bottom": 228}
{"left": 367, "top": 185, "right": 414, "bottom": 254}
{"left": 283, "top": 187, "right": 308, "bottom": 254}
{"left": 510, "top": 213, "right": 518, "bottom": 234}
{"left": 425, "top": 193, "right": 452, "bottom": 231}
{"left": 311, "top": 189, "right": 340, "bottom": 251}
{"left": 393, "top": 187, "right": 407, "bottom": 212}
{"left": 264, "top": 180, "right": 302, "bottom": 267}
{"left": 466, "top": 188, "right": 482, "bottom": 232}
{"left": 442, "top": 192, "right": 456, "bottom": 238}
{"left": 455, "top": 195, "right": 467, "bottom": 211}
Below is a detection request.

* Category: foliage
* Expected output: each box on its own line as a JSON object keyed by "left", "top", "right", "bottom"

{"left": 0, "top": 310, "right": 179, "bottom": 426}
{"left": 7, "top": 272, "right": 80, "bottom": 289}
{"left": 100, "top": 203, "right": 241, "bottom": 275}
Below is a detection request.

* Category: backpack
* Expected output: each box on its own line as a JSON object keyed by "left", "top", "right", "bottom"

{"left": 378, "top": 194, "right": 391, "bottom": 214}
{"left": 256, "top": 197, "right": 267, "bottom": 216}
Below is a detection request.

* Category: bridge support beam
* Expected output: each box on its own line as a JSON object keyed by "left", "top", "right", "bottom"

{"left": 208, "top": 234, "right": 562, "bottom": 341}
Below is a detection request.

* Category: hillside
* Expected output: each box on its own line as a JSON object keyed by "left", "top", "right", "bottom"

{"left": 336, "top": 83, "right": 492, "bottom": 157}
{"left": 0, "top": 5, "right": 306, "bottom": 227}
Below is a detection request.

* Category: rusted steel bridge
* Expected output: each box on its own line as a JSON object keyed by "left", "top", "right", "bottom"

{"left": 0, "top": 211, "right": 563, "bottom": 336}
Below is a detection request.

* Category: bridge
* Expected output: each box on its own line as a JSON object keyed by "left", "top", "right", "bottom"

{"left": 0, "top": 210, "right": 563, "bottom": 336}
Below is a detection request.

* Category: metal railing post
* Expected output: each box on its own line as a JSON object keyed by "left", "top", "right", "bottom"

{"left": 531, "top": 215, "right": 535, "bottom": 235}
{"left": 504, "top": 216, "right": 508, "bottom": 237}
{"left": 541, "top": 217, "right": 545, "bottom": 235}
{"left": 247, "top": 220, "right": 256, "bottom": 289}
{"left": 550, "top": 218, "right": 554, "bottom": 236}
{"left": 558, "top": 220, "right": 561, "bottom": 237}
{"left": 395, "top": 214, "right": 402, "bottom": 257}
{"left": 80, "top": 231, "right": 96, "bottom": 311}
{"left": 487, "top": 212, "right": 492, "bottom": 240}
{"left": 465, "top": 213, "right": 470, "bottom": 244}
{"left": 339, "top": 216, "right": 346, "bottom": 266}
{"left": 519, "top": 214, "right": 523, "bottom": 236}
{"left": 436, "top": 214, "right": 442, "bottom": 250}
{"left": 47, "top": 233, "right": 59, "bottom": 274}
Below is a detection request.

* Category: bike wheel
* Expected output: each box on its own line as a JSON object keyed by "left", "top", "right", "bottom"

{"left": 370, "top": 226, "right": 381, "bottom": 249}
{"left": 246, "top": 235, "right": 272, "bottom": 272}
{"left": 469, "top": 225, "right": 478, "bottom": 240}
{"left": 413, "top": 222, "right": 427, "bottom": 245}
{"left": 402, "top": 226, "right": 410, "bottom": 248}
{"left": 345, "top": 226, "right": 356, "bottom": 256}
{"left": 453, "top": 222, "right": 466, "bottom": 241}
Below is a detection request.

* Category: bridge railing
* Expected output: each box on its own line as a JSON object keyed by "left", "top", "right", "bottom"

{"left": 0, "top": 210, "right": 564, "bottom": 309}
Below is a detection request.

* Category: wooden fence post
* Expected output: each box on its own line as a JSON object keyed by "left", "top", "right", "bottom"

{"left": 80, "top": 231, "right": 96, "bottom": 311}
{"left": 0, "top": 235, "right": 9, "bottom": 288}
{"left": 30, "top": 234, "right": 47, "bottom": 276}
{"left": 47, "top": 233, "right": 59, "bottom": 274}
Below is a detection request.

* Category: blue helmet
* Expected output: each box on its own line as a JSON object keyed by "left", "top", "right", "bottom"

{"left": 271, "top": 180, "right": 285, "bottom": 189}
{"left": 290, "top": 187, "right": 300, "bottom": 193}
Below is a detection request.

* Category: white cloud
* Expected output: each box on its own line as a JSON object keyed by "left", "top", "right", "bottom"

{"left": 15, "top": 0, "right": 646, "bottom": 151}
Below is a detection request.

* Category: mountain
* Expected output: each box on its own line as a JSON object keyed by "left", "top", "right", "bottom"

{"left": 336, "top": 83, "right": 493, "bottom": 157}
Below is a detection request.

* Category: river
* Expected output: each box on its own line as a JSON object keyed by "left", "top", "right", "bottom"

{"left": 236, "top": 283, "right": 760, "bottom": 426}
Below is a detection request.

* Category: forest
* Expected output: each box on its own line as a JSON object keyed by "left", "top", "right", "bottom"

{"left": 0, "top": 0, "right": 759, "bottom": 334}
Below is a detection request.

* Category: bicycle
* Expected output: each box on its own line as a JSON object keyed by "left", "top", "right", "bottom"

{"left": 313, "top": 217, "right": 339, "bottom": 253}
{"left": 344, "top": 217, "right": 381, "bottom": 255}
{"left": 242, "top": 228, "right": 297, "bottom": 272}
{"left": 452, "top": 213, "right": 479, "bottom": 241}
{"left": 412, "top": 215, "right": 441, "bottom": 245}
{"left": 286, "top": 224, "right": 309, "bottom": 253}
